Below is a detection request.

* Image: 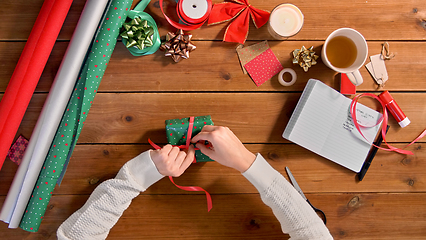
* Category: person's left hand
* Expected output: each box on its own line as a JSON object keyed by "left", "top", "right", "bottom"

{"left": 150, "top": 145, "right": 195, "bottom": 177}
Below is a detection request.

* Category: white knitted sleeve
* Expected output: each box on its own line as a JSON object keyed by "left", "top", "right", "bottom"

{"left": 242, "top": 154, "right": 333, "bottom": 240}
{"left": 57, "top": 150, "right": 164, "bottom": 240}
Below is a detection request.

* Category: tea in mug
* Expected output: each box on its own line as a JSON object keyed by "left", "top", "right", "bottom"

{"left": 325, "top": 36, "right": 357, "bottom": 68}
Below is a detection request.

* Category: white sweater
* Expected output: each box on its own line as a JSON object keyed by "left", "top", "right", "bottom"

{"left": 57, "top": 151, "right": 333, "bottom": 239}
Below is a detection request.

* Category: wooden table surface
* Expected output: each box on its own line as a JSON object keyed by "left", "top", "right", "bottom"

{"left": 1, "top": 0, "right": 425, "bottom": 239}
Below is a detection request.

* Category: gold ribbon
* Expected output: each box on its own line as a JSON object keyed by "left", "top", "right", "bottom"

{"left": 292, "top": 46, "right": 318, "bottom": 72}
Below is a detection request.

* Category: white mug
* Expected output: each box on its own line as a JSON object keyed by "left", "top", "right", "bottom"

{"left": 321, "top": 28, "right": 368, "bottom": 86}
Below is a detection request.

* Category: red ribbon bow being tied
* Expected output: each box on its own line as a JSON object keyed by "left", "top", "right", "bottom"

{"left": 208, "top": 0, "right": 270, "bottom": 44}
{"left": 149, "top": 117, "right": 212, "bottom": 212}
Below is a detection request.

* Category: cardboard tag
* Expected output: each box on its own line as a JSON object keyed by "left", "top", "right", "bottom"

{"left": 371, "top": 54, "right": 388, "bottom": 81}
{"left": 366, "top": 54, "right": 388, "bottom": 86}
{"left": 236, "top": 41, "right": 270, "bottom": 74}
{"left": 365, "top": 62, "right": 376, "bottom": 82}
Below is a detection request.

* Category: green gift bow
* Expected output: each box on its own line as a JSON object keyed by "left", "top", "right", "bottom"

{"left": 121, "top": 17, "right": 155, "bottom": 50}
{"left": 19, "top": 0, "right": 133, "bottom": 232}
{"left": 121, "top": 0, "right": 161, "bottom": 56}
{"left": 165, "top": 115, "right": 214, "bottom": 162}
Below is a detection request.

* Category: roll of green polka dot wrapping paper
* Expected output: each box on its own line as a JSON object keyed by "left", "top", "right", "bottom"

{"left": 165, "top": 116, "right": 214, "bottom": 162}
{"left": 20, "top": 0, "right": 132, "bottom": 232}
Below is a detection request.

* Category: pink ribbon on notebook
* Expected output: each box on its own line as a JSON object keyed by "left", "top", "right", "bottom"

{"left": 148, "top": 116, "right": 212, "bottom": 212}
{"left": 350, "top": 93, "right": 426, "bottom": 155}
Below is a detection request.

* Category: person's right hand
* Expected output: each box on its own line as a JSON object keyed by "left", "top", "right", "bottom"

{"left": 191, "top": 126, "right": 256, "bottom": 173}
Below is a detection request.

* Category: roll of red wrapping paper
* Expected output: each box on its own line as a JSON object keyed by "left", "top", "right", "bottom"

{"left": 0, "top": 0, "right": 73, "bottom": 170}
{"left": 19, "top": 0, "right": 133, "bottom": 232}
{"left": 0, "top": 0, "right": 110, "bottom": 229}
{"left": 160, "top": 0, "right": 212, "bottom": 30}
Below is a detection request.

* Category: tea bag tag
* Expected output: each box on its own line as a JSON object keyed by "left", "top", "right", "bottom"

{"left": 365, "top": 54, "right": 388, "bottom": 86}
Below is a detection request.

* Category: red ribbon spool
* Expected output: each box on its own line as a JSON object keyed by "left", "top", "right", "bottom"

{"left": 160, "top": 0, "right": 212, "bottom": 30}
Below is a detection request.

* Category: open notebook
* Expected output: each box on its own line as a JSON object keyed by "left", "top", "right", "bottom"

{"left": 283, "top": 79, "right": 382, "bottom": 172}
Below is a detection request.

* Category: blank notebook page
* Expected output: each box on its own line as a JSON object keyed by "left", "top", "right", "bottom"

{"left": 283, "top": 79, "right": 382, "bottom": 172}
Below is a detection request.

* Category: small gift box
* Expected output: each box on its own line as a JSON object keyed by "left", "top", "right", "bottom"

{"left": 6, "top": 135, "right": 28, "bottom": 165}
{"left": 165, "top": 115, "right": 214, "bottom": 162}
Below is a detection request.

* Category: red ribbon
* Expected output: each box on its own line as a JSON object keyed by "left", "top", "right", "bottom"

{"left": 159, "top": 0, "right": 212, "bottom": 31}
{"left": 350, "top": 93, "right": 426, "bottom": 155}
{"left": 148, "top": 117, "right": 212, "bottom": 212}
{"left": 207, "top": 0, "right": 270, "bottom": 44}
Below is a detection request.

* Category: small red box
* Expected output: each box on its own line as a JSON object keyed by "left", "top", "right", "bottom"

{"left": 7, "top": 135, "right": 28, "bottom": 165}
{"left": 339, "top": 73, "right": 356, "bottom": 95}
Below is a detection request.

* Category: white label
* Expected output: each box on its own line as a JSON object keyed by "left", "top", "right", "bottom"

{"left": 370, "top": 54, "right": 388, "bottom": 83}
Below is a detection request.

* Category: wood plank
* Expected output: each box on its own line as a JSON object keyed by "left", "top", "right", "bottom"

{"left": 312, "top": 193, "right": 426, "bottom": 240}
{"left": 2, "top": 41, "right": 426, "bottom": 92}
{"left": 0, "top": 42, "right": 66, "bottom": 93}
{"left": 0, "top": 0, "right": 424, "bottom": 239}
{"left": 78, "top": 92, "right": 426, "bottom": 144}
{"left": 1, "top": 193, "right": 425, "bottom": 239}
{"left": 155, "top": 0, "right": 426, "bottom": 41}
{"left": 1, "top": 0, "right": 426, "bottom": 41}
{"left": 100, "top": 41, "right": 426, "bottom": 92}
{"left": 0, "top": 0, "right": 85, "bottom": 41}
{"left": 1, "top": 143, "right": 423, "bottom": 196}
{"left": 7, "top": 92, "right": 425, "bottom": 145}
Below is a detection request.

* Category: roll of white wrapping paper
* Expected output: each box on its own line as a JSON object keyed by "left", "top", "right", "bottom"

{"left": 0, "top": 0, "right": 110, "bottom": 228}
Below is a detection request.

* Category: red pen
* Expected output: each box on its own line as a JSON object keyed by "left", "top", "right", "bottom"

{"left": 378, "top": 91, "right": 410, "bottom": 128}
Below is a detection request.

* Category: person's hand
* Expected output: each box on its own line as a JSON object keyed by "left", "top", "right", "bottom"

{"left": 191, "top": 126, "right": 256, "bottom": 173}
{"left": 150, "top": 145, "right": 195, "bottom": 177}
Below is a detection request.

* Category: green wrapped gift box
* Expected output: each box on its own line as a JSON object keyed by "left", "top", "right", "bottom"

{"left": 165, "top": 115, "right": 214, "bottom": 162}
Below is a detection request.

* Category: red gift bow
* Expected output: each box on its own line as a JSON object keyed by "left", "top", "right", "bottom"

{"left": 207, "top": 0, "right": 270, "bottom": 44}
{"left": 149, "top": 117, "right": 212, "bottom": 212}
